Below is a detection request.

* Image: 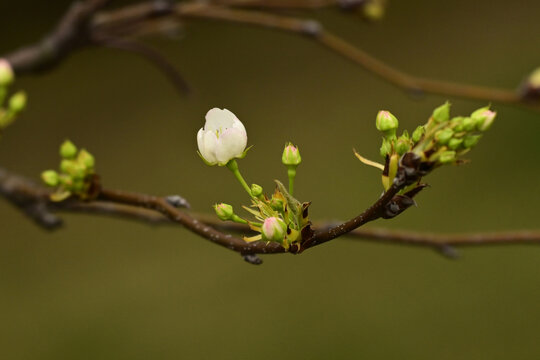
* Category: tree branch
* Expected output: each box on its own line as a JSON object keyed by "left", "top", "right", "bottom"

{"left": 2, "top": 0, "right": 538, "bottom": 110}
{"left": 2, "top": 166, "right": 539, "bottom": 263}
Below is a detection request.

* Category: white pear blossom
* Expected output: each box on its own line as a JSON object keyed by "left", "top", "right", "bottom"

{"left": 197, "top": 108, "right": 248, "bottom": 166}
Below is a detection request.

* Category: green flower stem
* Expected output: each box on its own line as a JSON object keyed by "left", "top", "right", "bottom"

{"left": 287, "top": 165, "right": 297, "bottom": 196}
{"left": 226, "top": 159, "right": 253, "bottom": 198}
{"left": 231, "top": 215, "right": 248, "bottom": 224}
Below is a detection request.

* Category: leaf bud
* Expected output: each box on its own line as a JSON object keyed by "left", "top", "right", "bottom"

{"left": 379, "top": 138, "right": 392, "bottom": 158}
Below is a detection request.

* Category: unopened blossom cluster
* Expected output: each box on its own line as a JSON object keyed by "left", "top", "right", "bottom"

{"left": 197, "top": 108, "right": 307, "bottom": 249}
{"left": 0, "top": 59, "right": 27, "bottom": 138}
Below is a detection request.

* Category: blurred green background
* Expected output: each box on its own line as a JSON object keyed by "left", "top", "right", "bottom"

{"left": 1, "top": 0, "right": 540, "bottom": 359}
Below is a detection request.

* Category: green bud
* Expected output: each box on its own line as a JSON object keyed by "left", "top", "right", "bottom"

{"left": 250, "top": 184, "right": 263, "bottom": 197}
{"left": 432, "top": 102, "right": 450, "bottom": 123}
{"left": 282, "top": 143, "right": 301, "bottom": 166}
{"left": 0, "top": 60, "right": 14, "bottom": 87}
{"left": 471, "top": 107, "right": 496, "bottom": 132}
{"left": 463, "top": 134, "right": 482, "bottom": 149}
{"left": 261, "top": 217, "right": 287, "bottom": 243}
{"left": 528, "top": 67, "right": 540, "bottom": 88}
{"left": 448, "top": 138, "right": 464, "bottom": 150}
{"left": 213, "top": 203, "right": 234, "bottom": 221}
{"left": 71, "top": 179, "right": 85, "bottom": 192}
{"left": 77, "top": 149, "right": 95, "bottom": 169}
{"left": 60, "top": 140, "right": 77, "bottom": 159}
{"left": 438, "top": 151, "right": 456, "bottom": 164}
{"left": 8, "top": 91, "right": 26, "bottom": 113}
{"left": 60, "top": 159, "right": 85, "bottom": 179}
{"left": 379, "top": 138, "right": 392, "bottom": 158}
{"left": 462, "top": 117, "right": 476, "bottom": 132}
{"left": 395, "top": 136, "right": 411, "bottom": 156}
{"left": 41, "top": 170, "right": 59, "bottom": 187}
{"left": 270, "top": 197, "right": 284, "bottom": 212}
{"left": 375, "top": 110, "right": 399, "bottom": 138}
{"left": 435, "top": 128, "right": 454, "bottom": 145}
{"left": 411, "top": 126, "right": 425, "bottom": 143}
{"left": 450, "top": 116, "right": 465, "bottom": 132}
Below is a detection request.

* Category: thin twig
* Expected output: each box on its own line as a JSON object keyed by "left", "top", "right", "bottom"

{"left": 2, "top": 0, "right": 537, "bottom": 110}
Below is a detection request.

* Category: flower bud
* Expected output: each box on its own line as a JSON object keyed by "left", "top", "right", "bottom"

{"left": 77, "top": 149, "right": 95, "bottom": 169}
{"left": 435, "top": 128, "right": 454, "bottom": 145}
{"left": 432, "top": 102, "right": 450, "bottom": 123}
{"left": 411, "top": 125, "right": 425, "bottom": 143}
{"left": 8, "top": 91, "right": 26, "bottom": 113}
{"left": 41, "top": 170, "right": 59, "bottom": 187}
{"left": 461, "top": 117, "right": 476, "bottom": 132}
{"left": 438, "top": 150, "right": 456, "bottom": 164}
{"left": 60, "top": 159, "right": 85, "bottom": 179}
{"left": 60, "top": 140, "right": 77, "bottom": 159}
{"left": 0, "top": 59, "right": 14, "bottom": 86}
{"left": 463, "top": 134, "right": 482, "bottom": 149}
{"left": 450, "top": 116, "right": 465, "bottom": 132}
{"left": 448, "top": 138, "right": 464, "bottom": 150}
{"left": 281, "top": 143, "right": 301, "bottom": 166}
{"left": 214, "top": 203, "right": 234, "bottom": 221}
{"left": 375, "top": 111, "right": 399, "bottom": 137}
{"left": 395, "top": 136, "right": 411, "bottom": 155}
{"left": 261, "top": 217, "right": 287, "bottom": 243}
{"left": 250, "top": 183, "right": 263, "bottom": 197}
{"left": 270, "top": 197, "right": 284, "bottom": 212}
{"left": 471, "top": 107, "right": 496, "bottom": 132}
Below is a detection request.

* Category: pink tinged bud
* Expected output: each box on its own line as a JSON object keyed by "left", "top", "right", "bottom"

{"left": 375, "top": 110, "right": 399, "bottom": 132}
{"left": 477, "top": 110, "right": 496, "bottom": 131}
{"left": 261, "top": 217, "right": 287, "bottom": 243}
{"left": 214, "top": 203, "right": 234, "bottom": 221}
{"left": 0, "top": 59, "right": 14, "bottom": 86}
{"left": 282, "top": 143, "right": 301, "bottom": 166}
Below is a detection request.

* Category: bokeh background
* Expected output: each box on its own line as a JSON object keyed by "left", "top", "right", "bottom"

{"left": 1, "top": 0, "right": 540, "bottom": 359}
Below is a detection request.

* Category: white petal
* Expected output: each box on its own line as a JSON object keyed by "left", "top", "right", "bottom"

{"left": 215, "top": 128, "right": 247, "bottom": 164}
{"left": 202, "top": 131, "right": 218, "bottom": 164}
{"left": 197, "top": 128, "right": 205, "bottom": 154}
{"left": 205, "top": 108, "right": 236, "bottom": 132}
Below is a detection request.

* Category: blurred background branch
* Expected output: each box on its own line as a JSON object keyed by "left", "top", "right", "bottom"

{"left": 4, "top": 0, "right": 539, "bottom": 109}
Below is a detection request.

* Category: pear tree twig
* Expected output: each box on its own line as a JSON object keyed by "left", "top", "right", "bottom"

{"left": 2, "top": 166, "right": 539, "bottom": 264}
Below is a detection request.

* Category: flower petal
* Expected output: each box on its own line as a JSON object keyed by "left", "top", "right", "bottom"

{"left": 205, "top": 108, "right": 237, "bottom": 132}
{"left": 201, "top": 130, "right": 218, "bottom": 164}
{"left": 215, "top": 128, "right": 248, "bottom": 164}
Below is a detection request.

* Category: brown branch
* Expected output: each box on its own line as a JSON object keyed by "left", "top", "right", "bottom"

{"left": 2, "top": 166, "right": 539, "bottom": 264}
{"left": 2, "top": 0, "right": 537, "bottom": 110}
{"left": 174, "top": 4, "right": 538, "bottom": 110}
